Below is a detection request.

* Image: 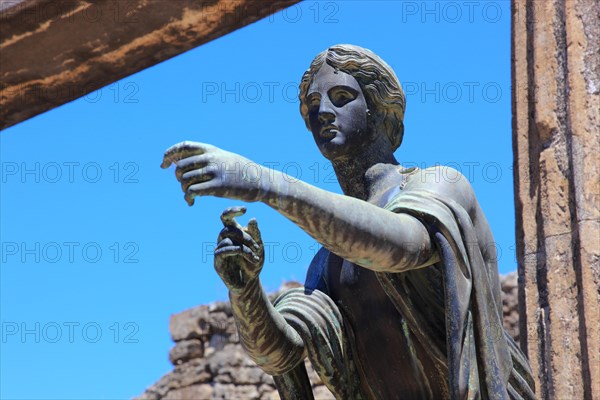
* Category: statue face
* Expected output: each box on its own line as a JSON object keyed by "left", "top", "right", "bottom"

{"left": 306, "top": 63, "right": 370, "bottom": 160}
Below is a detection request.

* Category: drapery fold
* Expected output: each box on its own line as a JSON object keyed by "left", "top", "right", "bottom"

{"left": 271, "top": 188, "right": 535, "bottom": 399}
{"left": 273, "top": 287, "right": 366, "bottom": 399}
{"left": 380, "top": 189, "right": 534, "bottom": 399}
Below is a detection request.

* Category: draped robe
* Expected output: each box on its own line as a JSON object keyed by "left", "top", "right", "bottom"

{"left": 271, "top": 186, "right": 535, "bottom": 400}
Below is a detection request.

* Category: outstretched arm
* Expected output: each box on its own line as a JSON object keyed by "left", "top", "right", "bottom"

{"left": 263, "top": 176, "right": 435, "bottom": 272}
{"left": 162, "top": 141, "right": 435, "bottom": 273}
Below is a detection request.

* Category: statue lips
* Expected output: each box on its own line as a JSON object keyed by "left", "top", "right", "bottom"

{"left": 319, "top": 125, "right": 339, "bottom": 140}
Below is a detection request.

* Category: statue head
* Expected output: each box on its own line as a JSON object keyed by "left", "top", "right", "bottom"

{"left": 299, "top": 44, "right": 406, "bottom": 151}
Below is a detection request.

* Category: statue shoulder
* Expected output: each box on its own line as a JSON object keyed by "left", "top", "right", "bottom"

{"left": 403, "top": 165, "right": 477, "bottom": 214}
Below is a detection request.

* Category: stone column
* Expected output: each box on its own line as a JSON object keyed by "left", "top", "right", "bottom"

{"left": 511, "top": 0, "right": 599, "bottom": 399}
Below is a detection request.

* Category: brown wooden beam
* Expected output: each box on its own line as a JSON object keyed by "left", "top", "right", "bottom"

{"left": 0, "top": 0, "right": 299, "bottom": 130}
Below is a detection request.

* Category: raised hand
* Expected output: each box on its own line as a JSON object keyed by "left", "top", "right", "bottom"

{"left": 161, "top": 141, "right": 267, "bottom": 206}
{"left": 214, "top": 206, "right": 264, "bottom": 293}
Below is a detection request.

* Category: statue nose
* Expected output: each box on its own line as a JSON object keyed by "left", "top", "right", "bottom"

{"left": 318, "top": 111, "right": 335, "bottom": 125}
{"left": 317, "top": 96, "right": 335, "bottom": 125}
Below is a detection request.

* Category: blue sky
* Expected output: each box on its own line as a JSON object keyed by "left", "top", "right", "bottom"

{"left": 1, "top": 1, "right": 514, "bottom": 398}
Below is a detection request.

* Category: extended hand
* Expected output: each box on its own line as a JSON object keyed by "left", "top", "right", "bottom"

{"left": 214, "top": 206, "right": 264, "bottom": 292}
{"left": 161, "top": 141, "right": 266, "bottom": 206}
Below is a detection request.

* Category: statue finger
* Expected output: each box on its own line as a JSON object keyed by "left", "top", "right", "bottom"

{"left": 214, "top": 243, "right": 257, "bottom": 264}
{"left": 217, "top": 225, "right": 243, "bottom": 243}
{"left": 218, "top": 226, "right": 259, "bottom": 250}
{"left": 216, "top": 243, "right": 259, "bottom": 263}
{"left": 246, "top": 218, "right": 263, "bottom": 246}
{"left": 220, "top": 206, "right": 247, "bottom": 229}
{"left": 239, "top": 244, "right": 261, "bottom": 265}
{"left": 214, "top": 244, "right": 243, "bottom": 258}
{"left": 184, "top": 183, "right": 205, "bottom": 206}
{"left": 181, "top": 169, "right": 214, "bottom": 192}
{"left": 185, "top": 181, "right": 224, "bottom": 205}
{"left": 161, "top": 141, "right": 214, "bottom": 169}
{"left": 216, "top": 237, "right": 235, "bottom": 249}
{"left": 175, "top": 155, "right": 210, "bottom": 180}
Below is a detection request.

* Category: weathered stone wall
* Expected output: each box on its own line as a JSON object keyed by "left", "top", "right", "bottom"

{"left": 136, "top": 275, "right": 521, "bottom": 400}
{"left": 511, "top": 0, "right": 599, "bottom": 398}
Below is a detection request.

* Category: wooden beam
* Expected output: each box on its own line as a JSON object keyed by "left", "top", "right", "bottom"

{"left": 0, "top": 0, "right": 299, "bottom": 130}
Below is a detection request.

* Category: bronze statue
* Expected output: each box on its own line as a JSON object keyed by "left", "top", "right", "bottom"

{"left": 162, "top": 44, "right": 535, "bottom": 399}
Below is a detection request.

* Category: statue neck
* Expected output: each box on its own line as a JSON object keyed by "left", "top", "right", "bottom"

{"left": 331, "top": 134, "right": 400, "bottom": 201}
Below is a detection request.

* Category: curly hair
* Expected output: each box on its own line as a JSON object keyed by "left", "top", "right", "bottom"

{"left": 299, "top": 44, "right": 406, "bottom": 150}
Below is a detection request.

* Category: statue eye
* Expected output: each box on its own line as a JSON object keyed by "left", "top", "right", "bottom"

{"left": 329, "top": 87, "right": 358, "bottom": 107}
